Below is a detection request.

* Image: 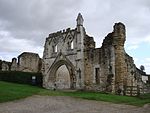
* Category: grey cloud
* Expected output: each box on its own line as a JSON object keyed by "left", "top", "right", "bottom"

{"left": 0, "top": 0, "right": 83, "bottom": 53}
{"left": 82, "top": 0, "right": 150, "bottom": 46}
{"left": 0, "top": 0, "right": 85, "bottom": 61}
{"left": 0, "top": 0, "right": 82, "bottom": 31}
{"left": 0, "top": 0, "right": 150, "bottom": 62}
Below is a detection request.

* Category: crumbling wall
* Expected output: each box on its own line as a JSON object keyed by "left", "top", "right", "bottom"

{"left": 83, "top": 35, "right": 95, "bottom": 87}
{"left": 0, "top": 53, "right": 41, "bottom": 73}
{"left": 18, "top": 52, "right": 41, "bottom": 72}
{"left": 83, "top": 22, "right": 143, "bottom": 94}
{"left": 1, "top": 61, "right": 11, "bottom": 71}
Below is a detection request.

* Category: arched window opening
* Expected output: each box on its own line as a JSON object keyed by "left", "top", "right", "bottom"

{"left": 53, "top": 45, "right": 58, "bottom": 53}
{"left": 71, "top": 41, "right": 74, "bottom": 49}
{"left": 68, "top": 41, "right": 74, "bottom": 50}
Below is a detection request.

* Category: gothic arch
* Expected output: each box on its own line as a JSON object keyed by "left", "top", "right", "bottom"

{"left": 48, "top": 52, "right": 76, "bottom": 89}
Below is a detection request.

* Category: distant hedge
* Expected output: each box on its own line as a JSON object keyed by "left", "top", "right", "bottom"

{"left": 0, "top": 71, "right": 43, "bottom": 87}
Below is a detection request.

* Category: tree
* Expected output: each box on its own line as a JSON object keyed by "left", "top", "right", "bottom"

{"left": 140, "top": 65, "right": 145, "bottom": 72}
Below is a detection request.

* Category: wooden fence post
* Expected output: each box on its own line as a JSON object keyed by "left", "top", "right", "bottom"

{"left": 123, "top": 85, "right": 126, "bottom": 96}
{"left": 137, "top": 85, "right": 140, "bottom": 96}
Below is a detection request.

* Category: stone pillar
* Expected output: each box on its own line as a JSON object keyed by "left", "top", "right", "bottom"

{"left": 113, "top": 23, "right": 128, "bottom": 94}
{"left": 11, "top": 58, "right": 17, "bottom": 71}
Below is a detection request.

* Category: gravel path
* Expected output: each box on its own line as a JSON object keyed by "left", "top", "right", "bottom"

{"left": 0, "top": 95, "right": 149, "bottom": 113}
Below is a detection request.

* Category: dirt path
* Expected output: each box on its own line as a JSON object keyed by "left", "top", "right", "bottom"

{"left": 0, "top": 95, "right": 149, "bottom": 113}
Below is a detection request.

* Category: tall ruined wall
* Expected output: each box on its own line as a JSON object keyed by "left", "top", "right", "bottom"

{"left": 99, "top": 33, "right": 116, "bottom": 92}
{"left": 84, "top": 32, "right": 116, "bottom": 92}
{"left": 83, "top": 22, "right": 144, "bottom": 93}
{"left": 42, "top": 28, "right": 86, "bottom": 89}
{"left": 83, "top": 35, "right": 95, "bottom": 87}
{"left": 18, "top": 52, "right": 41, "bottom": 72}
{"left": 42, "top": 28, "right": 80, "bottom": 89}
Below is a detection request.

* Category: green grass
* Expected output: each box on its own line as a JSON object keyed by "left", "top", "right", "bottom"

{"left": 39, "top": 90, "right": 150, "bottom": 106}
{"left": 0, "top": 81, "right": 42, "bottom": 103}
{"left": 0, "top": 81, "right": 150, "bottom": 106}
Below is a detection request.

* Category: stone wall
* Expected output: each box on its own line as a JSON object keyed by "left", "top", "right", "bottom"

{"left": 1, "top": 61, "right": 11, "bottom": 71}
{"left": 42, "top": 13, "right": 146, "bottom": 95}
{"left": 43, "top": 28, "right": 84, "bottom": 89}
{"left": 18, "top": 52, "right": 41, "bottom": 72}
{"left": 0, "top": 52, "right": 41, "bottom": 73}
{"left": 82, "top": 22, "right": 145, "bottom": 94}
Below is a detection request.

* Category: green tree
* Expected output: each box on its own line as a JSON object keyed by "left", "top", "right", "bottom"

{"left": 140, "top": 65, "right": 145, "bottom": 72}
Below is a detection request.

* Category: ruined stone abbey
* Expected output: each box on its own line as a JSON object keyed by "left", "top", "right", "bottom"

{"left": 0, "top": 13, "right": 145, "bottom": 94}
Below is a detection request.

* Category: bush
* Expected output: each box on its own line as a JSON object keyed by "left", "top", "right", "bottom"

{"left": 0, "top": 71, "right": 43, "bottom": 87}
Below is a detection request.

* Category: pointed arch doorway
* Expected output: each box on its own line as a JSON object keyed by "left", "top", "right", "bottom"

{"left": 55, "top": 64, "right": 71, "bottom": 89}
{"left": 48, "top": 53, "right": 76, "bottom": 90}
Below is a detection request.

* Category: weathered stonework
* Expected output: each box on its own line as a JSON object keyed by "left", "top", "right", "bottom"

{"left": 18, "top": 52, "right": 41, "bottom": 72}
{"left": 1, "top": 61, "right": 11, "bottom": 71}
{"left": 11, "top": 58, "right": 17, "bottom": 71}
{"left": 0, "top": 13, "right": 147, "bottom": 95}
{"left": 42, "top": 13, "right": 145, "bottom": 94}
{"left": 0, "top": 52, "right": 41, "bottom": 73}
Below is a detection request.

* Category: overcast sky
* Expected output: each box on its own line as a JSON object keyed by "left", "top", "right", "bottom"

{"left": 0, "top": 0, "right": 150, "bottom": 73}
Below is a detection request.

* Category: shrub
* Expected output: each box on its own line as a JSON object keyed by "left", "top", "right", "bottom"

{"left": 0, "top": 71, "right": 43, "bottom": 87}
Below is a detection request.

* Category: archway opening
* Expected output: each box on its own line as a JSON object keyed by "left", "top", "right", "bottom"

{"left": 55, "top": 64, "right": 71, "bottom": 89}
{"left": 48, "top": 58, "right": 76, "bottom": 90}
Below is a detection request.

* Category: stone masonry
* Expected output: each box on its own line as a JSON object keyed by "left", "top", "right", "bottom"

{"left": 0, "top": 13, "right": 146, "bottom": 94}
{"left": 42, "top": 13, "right": 144, "bottom": 94}
{"left": 0, "top": 52, "right": 41, "bottom": 73}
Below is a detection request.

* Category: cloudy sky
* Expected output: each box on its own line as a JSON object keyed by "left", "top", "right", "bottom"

{"left": 0, "top": 0, "right": 150, "bottom": 73}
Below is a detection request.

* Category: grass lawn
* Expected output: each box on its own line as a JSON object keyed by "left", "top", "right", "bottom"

{"left": 0, "top": 81, "right": 150, "bottom": 106}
